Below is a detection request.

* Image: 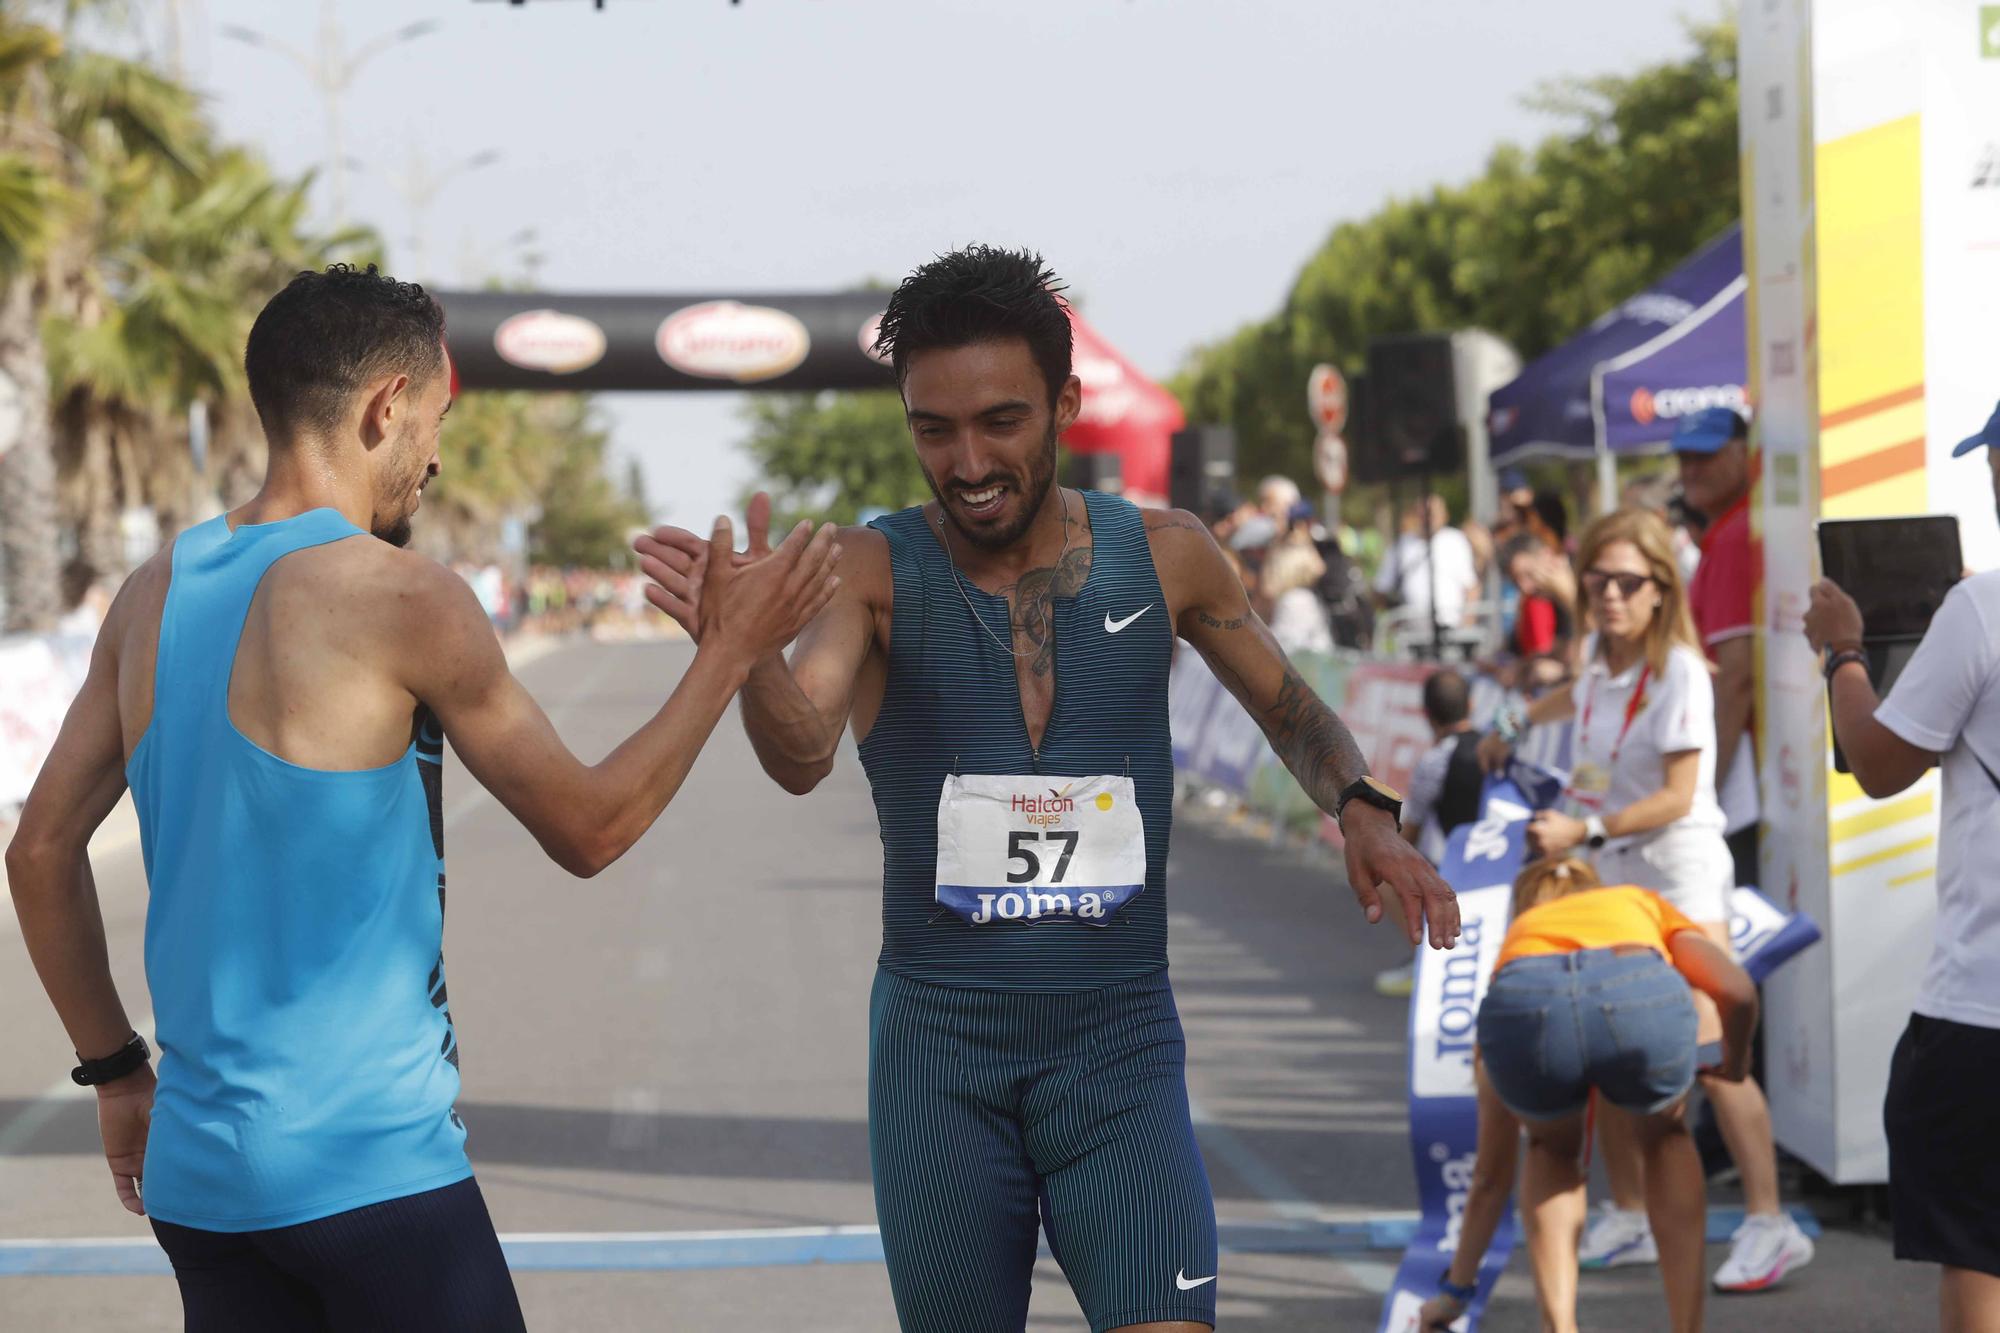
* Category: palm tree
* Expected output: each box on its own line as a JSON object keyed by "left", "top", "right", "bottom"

{"left": 0, "top": 17, "right": 65, "bottom": 631}
{"left": 0, "top": 9, "right": 366, "bottom": 620}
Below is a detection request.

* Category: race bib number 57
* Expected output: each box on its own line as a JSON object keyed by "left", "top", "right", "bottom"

{"left": 935, "top": 774, "right": 1146, "bottom": 926}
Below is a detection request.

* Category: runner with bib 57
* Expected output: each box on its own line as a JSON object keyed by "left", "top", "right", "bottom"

{"left": 635, "top": 245, "right": 1458, "bottom": 1333}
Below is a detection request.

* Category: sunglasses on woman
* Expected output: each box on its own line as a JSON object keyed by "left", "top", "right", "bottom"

{"left": 1581, "top": 569, "right": 1655, "bottom": 600}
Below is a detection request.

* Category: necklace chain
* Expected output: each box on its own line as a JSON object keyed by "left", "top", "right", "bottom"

{"left": 936, "top": 489, "right": 1073, "bottom": 661}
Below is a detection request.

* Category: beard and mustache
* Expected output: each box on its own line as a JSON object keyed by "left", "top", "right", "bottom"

{"left": 922, "top": 425, "right": 1061, "bottom": 551}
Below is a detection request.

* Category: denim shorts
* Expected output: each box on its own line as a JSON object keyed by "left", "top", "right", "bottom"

{"left": 1477, "top": 948, "right": 1698, "bottom": 1121}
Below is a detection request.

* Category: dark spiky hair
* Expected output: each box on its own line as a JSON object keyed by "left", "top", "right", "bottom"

{"left": 245, "top": 263, "right": 446, "bottom": 441}
{"left": 872, "top": 245, "right": 1073, "bottom": 406}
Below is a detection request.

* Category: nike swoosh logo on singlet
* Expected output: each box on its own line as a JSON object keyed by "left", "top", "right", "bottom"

{"left": 1175, "top": 1269, "right": 1217, "bottom": 1290}
{"left": 1104, "top": 605, "right": 1153, "bottom": 634}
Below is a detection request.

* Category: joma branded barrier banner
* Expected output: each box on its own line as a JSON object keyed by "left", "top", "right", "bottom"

{"left": 1376, "top": 774, "right": 1533, "bottom": 1333}
{"left": 1732, "top": 885, "right": 1822, "bottom": 986}
{"left": 1165, "top": 652, "right": 1573, "bottom": 829}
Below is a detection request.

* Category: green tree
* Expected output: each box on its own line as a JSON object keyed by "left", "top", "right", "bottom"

{"left": 736, "top": 389, "right": 926, "bottom": 526}
{"left": 417, "top": 390, "right": 646, "bottom": 568}
{"left": 0, "top": 8, "right": 369, "bottom": 626}
{"left": 1175, "top": 18, "right": 1739, "bottom": 487}
{"left": 0, "top": 17, "right": 72, "bottom": 630}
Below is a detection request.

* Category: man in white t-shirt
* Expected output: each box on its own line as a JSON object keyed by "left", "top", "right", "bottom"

{"left": 1804, "top": 402, "right": 2000, "bottom": 1331}
{"left": 1373, "top": 495, "right": 1478, "bottom": 637}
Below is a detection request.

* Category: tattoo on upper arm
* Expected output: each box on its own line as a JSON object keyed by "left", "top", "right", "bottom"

{"left": 1260, "top": 667, "right": 1367, "bottom": 808}
{"left": 1196, "top": 609, "right": 1247, "bottom": 631}
{"left": 1143, "top": 512, "right": 1207, "bottom": 535}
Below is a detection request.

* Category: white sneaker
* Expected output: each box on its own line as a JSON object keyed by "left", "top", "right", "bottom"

{"left": 1374, "top": 962, "right": 1415, "bottom": 998}
{"left": 1578, "top": 1205, "right": 1657, "bottom": 1269}
{"left": 1713, "top": 1212, "right": 1814, "bottom": 1292}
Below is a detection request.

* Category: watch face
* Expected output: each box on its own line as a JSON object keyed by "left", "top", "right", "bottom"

{"left": 1362, "top": 775, "right": 1403, "bottom": 803}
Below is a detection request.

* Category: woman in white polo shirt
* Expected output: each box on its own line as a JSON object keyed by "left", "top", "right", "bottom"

{"left": 1481, "top": 506, "right": 1813, "bottom": 1294}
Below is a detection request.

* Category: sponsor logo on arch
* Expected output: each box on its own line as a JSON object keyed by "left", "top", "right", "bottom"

{"left": 493, "top": 309, "right": 608, "bottom": 375}
{"left": 656, "top": 301, "right": 811, "bottom": 382}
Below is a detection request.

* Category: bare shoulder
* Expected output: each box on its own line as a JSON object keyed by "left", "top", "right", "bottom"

{"left": 1139, "top": 506, "right": 1232, "bottom": 596}
{"left": 1140, "top": 506, "right": 1214, "bottom": 540}
{"left": 267, "top": 535, "right": 470, "bottom": 619}
{"left": 835, "top": 524, "right": 892, "bottom": 593}
{"left": 269, "top": 539, "right": 496, "bottom": 675}
{"left": 827, "top": 524, "right": 894, "bottom": 629}
{"left": 105, "top": 542, "right": 178, "bottom": 749}
{"left": 104, "top": 542, "right": 177, "bottom": 649}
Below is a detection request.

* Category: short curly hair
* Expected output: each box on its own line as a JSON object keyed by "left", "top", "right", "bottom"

{"left": 245, "top": 263, "right": 446, "bottom": 440}
{"left": 871, "top": 245, "right": 1072, "bottom": 406}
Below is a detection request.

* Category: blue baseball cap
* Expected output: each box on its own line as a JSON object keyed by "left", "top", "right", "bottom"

{"left": 1498, "top": 467, "right": 1530, "bottom": 493}
{"left": 1670, "top": 407, "right": 1749, "bottom": 455}
{"left": 1952, "top": 401, "right": 2000, "bottom": 457}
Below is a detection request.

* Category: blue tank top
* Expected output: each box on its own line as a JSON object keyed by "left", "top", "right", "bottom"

{"left": 859, "top": 492, "right": 1175, "bottom": 992}
{"left": 126, "top": 510, "right": 470, "bottom": 1231}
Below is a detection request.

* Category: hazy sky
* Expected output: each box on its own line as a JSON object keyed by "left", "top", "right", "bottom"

{"left": 161, "top": 0, "right": 1716, "bottom": 527}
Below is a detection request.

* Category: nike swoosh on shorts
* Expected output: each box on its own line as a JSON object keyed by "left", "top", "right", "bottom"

{"left": 1105, "top": 605, "right": 1153, "bottom": 633}
{"left": 1175, "top": 1269, "right": 1216, "bottom": 1290}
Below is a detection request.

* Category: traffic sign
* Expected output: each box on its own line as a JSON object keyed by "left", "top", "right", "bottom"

{"left": 1314, "top": 429, "right": 1349, "bottom": 495}
{"left": 1308, "top": 362, "right": 1348, "bottom": 433}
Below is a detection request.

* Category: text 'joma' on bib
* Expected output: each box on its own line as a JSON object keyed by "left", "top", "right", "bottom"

{"left": 935, "top": 774, "right": 1146, "bottom": 926}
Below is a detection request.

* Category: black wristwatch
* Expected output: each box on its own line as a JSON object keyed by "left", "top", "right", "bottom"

{"left": 1335, "top": 775, "right": 1403, "bottom": 827}
{"left": 1824, "top": 647, "right": 1869, "bottom": 683}
{"left": 71, "top": 1033, "right": 150, "bottom": 1087}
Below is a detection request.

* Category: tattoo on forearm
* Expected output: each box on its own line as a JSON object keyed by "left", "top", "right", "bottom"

{"left": 1260, "top": 668, "right": 1368, "bottom": 810}
{"left": 1196, "top": 609, "right": 1248, "bottom": 631}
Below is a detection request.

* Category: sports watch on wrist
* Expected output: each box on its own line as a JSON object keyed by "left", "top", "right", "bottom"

{"left": 1824, "top": 647, "right": 1869, "bottom": 683}
{"left": 1584, "top": 815, "right": 1609, "bottom": 850}
{"left": 1335, "top": 775, "right": 1403, "bottom": 827}
{"left": 71, "top": 1033, "right": 149, "bottom": 1087}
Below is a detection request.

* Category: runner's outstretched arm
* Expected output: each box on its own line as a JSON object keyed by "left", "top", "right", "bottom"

{"left": 7, "top": 572, "right": 161, "bottom": 1215}
{"left": 414, "top": 515, "right": 840, "bottom": 875}
{"left": 634, "top": 495, "right": 886, "bottom": 795}
{"left": 1144, "top": 509, "right": 1461, "bottom": 949}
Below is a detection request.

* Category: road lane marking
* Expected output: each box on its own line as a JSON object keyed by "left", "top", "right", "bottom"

{"left": 0, "top": 1207, "right": 1821, "bottom": 1276}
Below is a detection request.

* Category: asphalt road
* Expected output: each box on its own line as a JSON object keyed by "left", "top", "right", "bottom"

{"left": 0, "top": 639, "right": 1932, "bottom": 1331}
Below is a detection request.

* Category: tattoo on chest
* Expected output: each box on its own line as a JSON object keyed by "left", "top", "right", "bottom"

{"left": 1001, "top": 546, "right": 1094, "bottom": 678}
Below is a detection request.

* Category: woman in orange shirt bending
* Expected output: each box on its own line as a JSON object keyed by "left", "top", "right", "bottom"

{"left": 1420, "top": 858, "right": 1758, "bottom": 1333}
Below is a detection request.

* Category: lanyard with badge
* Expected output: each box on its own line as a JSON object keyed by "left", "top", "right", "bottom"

{"left": 1566, "top": 661, "right": 1651, "bottom": 814}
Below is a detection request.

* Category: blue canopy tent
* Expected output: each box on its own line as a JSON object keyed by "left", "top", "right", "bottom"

{"left": 1595, "top": 273, "right": 1747, "bottom": 451}
{"left": 1486, "top": 224, "right": 1745, "bottom": 507}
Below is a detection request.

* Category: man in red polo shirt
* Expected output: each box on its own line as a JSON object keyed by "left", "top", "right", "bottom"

{"left": 1676, "top": 407, "right": 1761, "bottom": 887}
{"left": 1663, "top": 405, "right": 1814, "bottom": 1295}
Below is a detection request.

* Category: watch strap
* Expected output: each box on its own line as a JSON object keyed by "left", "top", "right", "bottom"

{"left": 71, "top": 1033, "right": 149, "bottom": 1087}
{"left": 1825, "top": 648, "right": 1869, "bottom": 683}
{"left": 1585, "top": 815, "right": 1609, "bottom": 849}
{"left": 1437, "top": 1275, "right": 1478, "bottom": 1303}
{"left": 1335, "top": 776, "right": 1401, "bottom": 825}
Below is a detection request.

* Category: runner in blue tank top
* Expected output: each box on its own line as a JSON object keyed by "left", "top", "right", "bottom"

{"left": 7, "top": 265, "right": 838, "bottom": 1333}
{"left": 637, "top": 246, "right": 1462, "bottom": 1333}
